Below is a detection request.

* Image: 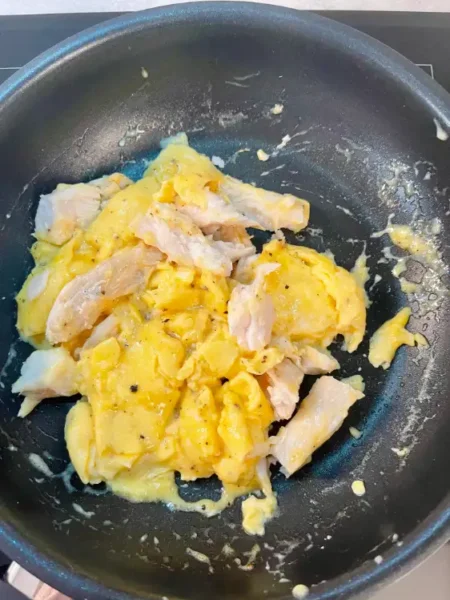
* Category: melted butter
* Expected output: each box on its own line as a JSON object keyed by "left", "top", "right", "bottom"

{"left": 400, "top": 279, "right": 418, "bottom": 294}
{"left": 388, "top": 225, "right": 437, "bottom": 262}
{"left": 392, "top": 257, "right": 407, "bottom": 278}
{"left": 373, "top": 215, "right": 448, "bottom": 317}
{"left": 369, "top": 307, "right": 427, "bottom": 369}
{"left": 372, "top": 216, "right": 437, "bottom": 262}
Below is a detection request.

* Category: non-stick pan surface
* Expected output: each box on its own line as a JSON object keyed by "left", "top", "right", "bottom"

{"left": 0, "top": 4, "right": 448, "bottom": 600}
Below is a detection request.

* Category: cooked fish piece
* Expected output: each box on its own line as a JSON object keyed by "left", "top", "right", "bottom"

{"left": 260, "top": 358, "right": 305, "bottom": 421}
{"left": 12, "top": 348, "right": 77, "bottom": 417}
{"left": 34, "top": 173, "right": 132, "bottom": 247}
{"left": 220, "top": 176, "right": 310, "bottom": 232}
{"left": 177, "top": 189, "right": 259, "bottom": 231}
{"left": 297, "top": 346, "right": 340, "bottom": 374}
{"left": 87, "top": 173, "right": 132, "bottom": 202}
{"left": 79, "top": 314, "right": 120, "bottom": 354}
{"left": 210, "top": 225, "right": 256, "bottom": 263}
{"left": 228, "top": 263, "right": 279, "bottom": 351}
{"left": 233, "top": 254, "right": 259, "bottom": 283}
{"left": 260, "top": 344, "right": 340, "bottom": 420}
{"left": 271, "top": 376, "right": 364, "bottom": 476}
{"left": 26, "top": 268, "right": 50, "bottom": 301}
{"left": 273, "top": 337, "right": 340, "bottom": 373}
{"left": 46, "top": 244, "right": 162, "bottom": 344}
{"left": 211, "top": 239, "right": 255, "bottom": 263}
{"left": 131, "top": 202, "right": 233, "bottom": 276}
{"left": 35, "top": 183, "right": 102, "bottom": 245}
{"left": 211, "top": 224, "right": 254, "bottom": 246}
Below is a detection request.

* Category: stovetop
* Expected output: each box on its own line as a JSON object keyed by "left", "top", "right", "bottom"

{"left": 0, "top": 12, "right": 450, "bottom": 92}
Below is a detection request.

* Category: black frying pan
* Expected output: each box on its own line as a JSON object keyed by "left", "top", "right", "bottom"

{"left": 0, "top": 4, "right": 448, "bottom": 600}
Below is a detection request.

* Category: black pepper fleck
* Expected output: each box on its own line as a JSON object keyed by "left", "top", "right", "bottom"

{"left": 130, "top": 384, "right": 139, "bottom": 393}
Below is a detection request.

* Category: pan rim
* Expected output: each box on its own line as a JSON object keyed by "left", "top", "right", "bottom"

{"left": 0, "top": 3, "right": 448, "bottom": 599}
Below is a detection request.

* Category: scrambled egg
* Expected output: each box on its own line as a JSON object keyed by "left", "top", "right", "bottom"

{"left": 387, "top": 225, "right": 437, "bottom": 262}
{"left": 17, "top": 233, "right": 97, "bottom": 343}
{"left": 369, "top": 307, "right": 427, "bottom": 369}
{"left": 15, "top": 139, "right": 370, "bottom": 535}
{"left": 256, "top": 241, "right": 366, "bottom": 351}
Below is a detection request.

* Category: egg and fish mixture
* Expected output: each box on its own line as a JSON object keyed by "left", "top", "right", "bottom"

{"left": 12, "top": 137, "right": 423, "bottom": 535}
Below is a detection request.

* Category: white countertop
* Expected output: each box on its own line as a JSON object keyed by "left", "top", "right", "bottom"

{"left": 1, "top": 0, "right": 450, "bottom": 15}
{"left": 373, "top": 545, "right": 450, "bottom": 600}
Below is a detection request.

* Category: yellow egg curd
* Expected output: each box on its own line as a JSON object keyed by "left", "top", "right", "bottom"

{"left": 15, "top": 141, "right": 368, "bottom": 535}
{"left": 369, "top": 307, "right": 427, "bottom": 369}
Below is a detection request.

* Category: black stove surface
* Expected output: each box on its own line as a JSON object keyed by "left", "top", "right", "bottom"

{"left": 0, "top": 12, "right": 449, "bottom": 91}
